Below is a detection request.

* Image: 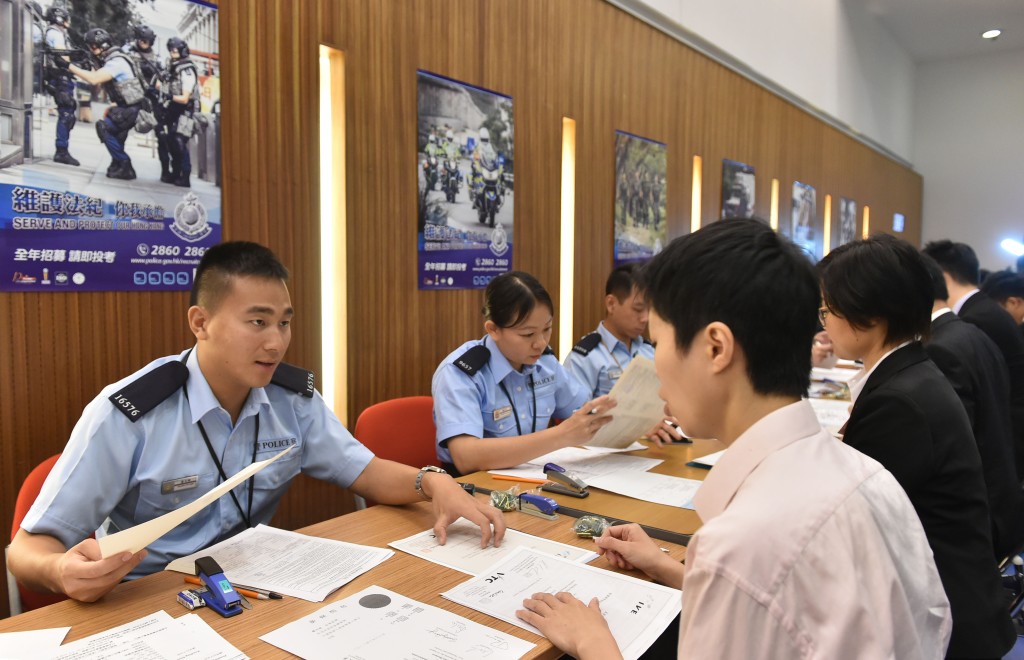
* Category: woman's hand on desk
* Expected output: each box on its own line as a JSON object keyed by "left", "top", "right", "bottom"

{"left": 595, "top": 524, "right": 685, "bottom": 587}
{"left": 517, "top": 592, "right": 622, "bottom": 660}
{"left": 423, "top": 472, "right": 507, "bottom": 549}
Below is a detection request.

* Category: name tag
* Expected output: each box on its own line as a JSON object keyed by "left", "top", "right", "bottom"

{"left": 607, "top": 368, "right": 623, "bottom": 381}
{"left": 161, "top": 475, "right": 199, "bottom": 494}
{"left": 493, "top": 405, "right": 513, "bottom": 421}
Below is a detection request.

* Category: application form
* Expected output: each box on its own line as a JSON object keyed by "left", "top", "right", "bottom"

{"left": 586, "top": 357, "right": 667, "bottom": 449}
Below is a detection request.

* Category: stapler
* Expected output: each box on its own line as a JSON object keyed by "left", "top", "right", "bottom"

{"left": 541, "top": 462, "right": 589, "bottom": 498}
{"left": 195, "top": 556, "right": 243, "bottom": 617}
{"left": 518, "top": 492, "right": 559, "bottom": 520}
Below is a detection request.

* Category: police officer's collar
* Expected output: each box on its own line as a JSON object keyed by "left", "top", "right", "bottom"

{"left": 183, "top": 347, "right": 270, "bottom": 426}
{"left": 598, "top": 321, "right": 639, "bottom": 354}
{"left": 482, "top": 335, "right": 538, "bottom": 383}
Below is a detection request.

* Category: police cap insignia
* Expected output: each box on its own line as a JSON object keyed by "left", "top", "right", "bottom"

{"left": 271, "top": 362, "right": 316, "bottom": 398}
{"left": 454, "top": 345, "right": 490, "bottom": 376}
{"left": 108, "top": 361, "right": 189, "bottom": 422}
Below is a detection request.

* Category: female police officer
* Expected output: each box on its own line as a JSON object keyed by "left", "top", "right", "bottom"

{"left": 432, "top": 272, "right": 615, "bottom": 476}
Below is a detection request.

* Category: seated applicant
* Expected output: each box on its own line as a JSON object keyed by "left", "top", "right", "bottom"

{"left": 9, "top": 242, "right": 504, "bottom": 603}
{"left": 563, "top": 264, "right": 654, "bottom": 397}
{"left": 920, "top": 253, "right": 1023, "bottom": 558}
{"left": 819, "top": 234, "right": 1014, "bottom": 658}
{"left": 432, "top": 271, "right": 615, "bottom": 476}
{"left": 518, "top": 218, "right": 951, "bottom": 659}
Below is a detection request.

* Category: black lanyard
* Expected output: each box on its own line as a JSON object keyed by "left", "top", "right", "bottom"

{"left": 498, "top": 374, "right": 536, "bottom": 436}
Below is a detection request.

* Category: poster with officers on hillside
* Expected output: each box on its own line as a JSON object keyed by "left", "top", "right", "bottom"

{"left": 0, "top": 0, "right": 220, "bottom": 292}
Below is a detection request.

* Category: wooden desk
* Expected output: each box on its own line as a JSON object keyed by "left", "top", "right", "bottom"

{"left": 458, "top": 438, "right": 724, "bottom": 537}
{"left": 0, "top": 495, "right": 686, "bottom": 658}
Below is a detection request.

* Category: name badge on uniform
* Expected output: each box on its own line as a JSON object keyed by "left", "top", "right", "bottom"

{"left": 493, "top": 405, "right": 513, "bottom": 421}
{"left": 607, "top": 368, "right": 623, "bottom": 381}
{"left": 161, "top": 475, "right": 199, "bottom": 494}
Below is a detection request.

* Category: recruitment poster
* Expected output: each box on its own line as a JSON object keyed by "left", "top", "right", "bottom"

{"left": 417, "top": 70, "right": 514, "bottom": 290}
{"left": 790, "top": 181, "right": 817, "bottom": 259}
{"left": 721, "top": 159, "right": 755, "bottom": 219}
{"left": 613, "top": 130, "right": 666, "bottom": 267}
{"left": 0, "top": 0, "right": 220, "bottom": 292}
{"left": 838, "top": 197, "right": 858, "bottom": 246}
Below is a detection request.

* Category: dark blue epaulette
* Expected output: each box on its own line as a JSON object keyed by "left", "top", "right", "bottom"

{"left": 454, "top": 345, "right": 490, "bottom": 376}
{"left": 571, "top": 332, "right": 602, "bottom": 356}
{"left": 543, "top": 345, "right": 555, "bottom": 356}
{"left": 270, "top": 362, "right": 315, "bottom": 398}
{"left": 108, "top": 361, "right": 189, "bottom": 422}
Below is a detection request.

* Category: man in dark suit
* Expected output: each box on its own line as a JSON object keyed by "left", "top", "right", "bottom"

{"left": 981, "top": 270, "right": 1024, "bottom": 329}
{"left": 925, "top": 239, "right": 1024, "bottom": 480}
{"left": 921, "top": 254, "right": 1023, "bottom": 558}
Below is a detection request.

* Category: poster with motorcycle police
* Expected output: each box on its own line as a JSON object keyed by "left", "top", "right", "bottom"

{"left": 417, "top": 70, "right": 514, "bottom": 290}
{"left": 0, "top": 0, "right": 220, "bottom": 292}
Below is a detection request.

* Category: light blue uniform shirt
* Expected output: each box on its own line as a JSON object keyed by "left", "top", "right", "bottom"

{"left": 563, "top": 321, "right": 655, "bottom": 397}
{"left": 101, "top": 55, "right": 135, "bottom": 82}
{"left": 431, "top": 336, "right": 588, "bottom": 465}
{"left": 21, "top": 348, "right": 373, "bottom": 578}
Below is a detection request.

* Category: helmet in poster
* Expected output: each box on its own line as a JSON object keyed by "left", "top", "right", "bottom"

{"left": 167, "top": 37, "right": 191, "bottom": 59}
{"left": 428, "top": 134, "right": 437, "bottom": 144}
{"left": 446, "top": 130, "right": 454, "bottom": 140}
{"left": 45, "top": 6, "right": 69, "bottom": 25}
{"left": 133, "top": 25, "right": 157, "bottom": 45}
{"left": 84, "top": 28, "right": 112, "bottom": 51}
{"left": 479, "top": 127, "right": 490, "bottom": 142}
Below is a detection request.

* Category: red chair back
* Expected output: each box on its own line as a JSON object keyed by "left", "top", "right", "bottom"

{"left": 354, "top": 396, "right": 439, "bottom": 505}
{"left": 10, "top": 454, "right": 69, "bottom": 612}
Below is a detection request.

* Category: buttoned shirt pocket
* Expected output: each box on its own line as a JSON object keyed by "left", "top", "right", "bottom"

{"left": 135, "top": 471, "right": 218, "bottom": 519}
{"left": 253, "top": 437, "right": 302, "bottom": 491}
{"left": 482, "top": 407, "right": 516, "bottom": 437}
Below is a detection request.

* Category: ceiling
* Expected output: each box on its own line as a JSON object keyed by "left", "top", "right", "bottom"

{"left": 852, "top": 0, "right": 1024, "bottom": 63}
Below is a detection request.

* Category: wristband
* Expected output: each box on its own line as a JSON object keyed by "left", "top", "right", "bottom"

{"left": 415, "top": 465, "right": 446, "bottom": 500}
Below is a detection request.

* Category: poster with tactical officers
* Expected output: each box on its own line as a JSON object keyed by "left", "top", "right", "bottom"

{"left": 0, "top": 0, "right": 220, "bottom": 292}
{"left": 613, "top": 130, "right": 667, "bottom": 267}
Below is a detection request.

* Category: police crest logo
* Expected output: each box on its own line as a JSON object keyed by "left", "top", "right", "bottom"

{"left": 171, "top": 192, "right": 211, "bottom": 241}
{"left": 489, "top": 224, "right": 509, "bottom": 257}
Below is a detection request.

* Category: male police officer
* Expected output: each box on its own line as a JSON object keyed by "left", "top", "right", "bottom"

{"left": 58, "top": 28, "right": 147, "bottom": 180}
{"left": 43, "top": 6, "right": 80, "bottom": 166}
{"left": 8, "top": 242, "right": 504, "bottom": 603}
{"left": 162, "top": 37, "right": 200, "bottom": 187}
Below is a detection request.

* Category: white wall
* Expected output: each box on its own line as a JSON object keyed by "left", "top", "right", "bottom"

{"left": 631, "top": 0, "right": 916, "bottom": 161}
{"left": 914, "top": 47, "right": 1024, "bottom": 272}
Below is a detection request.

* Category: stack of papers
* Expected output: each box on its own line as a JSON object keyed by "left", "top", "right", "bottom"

{"left": 587, "top": 471, "right": 702, "bottom": 509}
{"left": 0, "top": 628, "right": 69, "bottom": 658}
{"left": 165, "top": 525, "right": 393, "bottom": 602}
{"left": 488, "top": 446, "right": 662, "bottom": 482}
{"left": 261, "top": 586, "right": 535, "bottom": 660}
{"left": 442, "top": 547, "right": 681, "bottom": 660}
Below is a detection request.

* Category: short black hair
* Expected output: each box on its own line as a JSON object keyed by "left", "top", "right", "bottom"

{"left": 981, "top": 271, "right": 1024, "bottom": 303}
{"left": 483, "top": 271, "right": 554, "bottom": 328}
{"left": 921, "top": 239, "right": 980, "bottom": 286}
{"left": 920, "top": 253, "right": 949, "bottom": 301}
{"left": 605, "top": 264, "right": 640, "bottom": 301}
{"left": 190, "top": 241, "right": 289, "bottom": 309}
{"left": 639, "top": 217, "right": 818, "bottom": 398}
{"left": 818, "top": 234, "right": 932, "bottom": 344}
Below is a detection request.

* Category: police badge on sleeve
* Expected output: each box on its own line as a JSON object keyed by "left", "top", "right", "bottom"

{"left": 170, "top": 192, "right": 212, "bottom": 242}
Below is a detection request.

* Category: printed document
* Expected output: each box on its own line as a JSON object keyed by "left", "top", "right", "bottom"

{"left": 587, "top": 471, "right": 702, "bottom": 509}
{"left": 38, "top": 611, "right": 245, "bottom": 660}
{"left": 98, "top": 446, "right": 293, "bottom": 558}
{"left": 808, "top": 397, "right": 851, "bottom": 437}
{"left": 488, "top": 446, "right": 662, "bottom": 482}
{"left": 0, "top": 627, "right": 69, "bottom": 659}
{"left": 261, "top": 585, "right": 535, "bottom": 660}
{"left": 164, "top": 524, "right": 393, "bottom": 602}
{"left": 586, "top": 357, "right": 667, "bottom": 448}
{"left": 442, "top": 547, "right": 681, "bottom": 660}
{"left": 390, "top": 518, "right": 598, "bottom": 575}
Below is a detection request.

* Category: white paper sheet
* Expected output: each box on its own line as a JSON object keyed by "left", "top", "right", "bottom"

{"left": 808, "top": 397, "right": 851, "bottom": 436}
{"left": 164, "top": 524, "right": 393, "bottom": 602}
{"left": 811, "top": 366, "right": 859, "bottom": 383}
{"left": 98, "top": 446, "right": 293, "bottom": 558}
{"left": 442, "top": 547, "right": 681, "bottom": 660}
{"left": 261, "top": 585, "right": 535, "bottom": 660}
{"left": 587, "top": 471, "right": 702, "bottom": 509}
{"left": 488, "top": 446, "right": 662, "bottom": 482}
{"left": 389, "top": 519, "right": 598, "bottom": 575}
{"left": 0, "top": 627, "right": 70, "bottom": 659}
{"left": 580, "top": 441, "right": 647, "bottom": 454}
{"left": 586, "top": 357, "right": 667, "bottom": 448}
{"left": 687, "top": 449, "right": 725, "bottom": 469}
{"left": 37, "top": 611, "right": 246, "bottom": 660}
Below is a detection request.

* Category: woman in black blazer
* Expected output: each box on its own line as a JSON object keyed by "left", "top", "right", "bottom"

{"left": 818, "top": 234, "right": 1014, "bottom": 659}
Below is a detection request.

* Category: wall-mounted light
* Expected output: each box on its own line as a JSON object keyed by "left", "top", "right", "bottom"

{"left": 691, "top": 155, "right": 702, "bottom": 233}
{"left": 822, "top": 194, "right": 832, "bottom": 254}
{"left": 862, "top": 206, "right": 870, "bottom": 239}
{"left": 558, "top": 118, "right": 577, "bottom": 360}
{"left": 982, "top": 29, "right": 1002, "bottom": 40}
{"left": 769, "top": 178, "right": 779, "bottom": 230}
{"left": 1001, "top": 238, "right": 1024, "bottom": 257}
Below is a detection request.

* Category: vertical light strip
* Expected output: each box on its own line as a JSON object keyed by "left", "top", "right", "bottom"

{"left": 822, "top": 194, "right": 832, "bottom": 255}
{"left": 319, "top": 46, "right": 348, "bottom": 424}
{"left": 862, "top": 206, "right": 870, "bottom": 239}
{"left": 690, "top": 155, "right": 702, "bottom": 233}
{"left": 558, "top": 118, "right": 577, "bottom": 360}
{"left": 769, "top": 178, "right": 779, "bottom": 230}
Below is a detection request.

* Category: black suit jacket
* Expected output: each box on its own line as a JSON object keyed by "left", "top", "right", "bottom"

{"left": 844, "top": 343, "right": 1014, "bottom": 657}
{"left": 926, "top": 311, "right": 1024, "bottom": 559}
{"left": 959, "top": 291, "right": 1024, "bottom": 477}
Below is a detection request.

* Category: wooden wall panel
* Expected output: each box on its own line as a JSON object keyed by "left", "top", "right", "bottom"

{"left": 0, "top": 0, "right": 921, "bottom": 617}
